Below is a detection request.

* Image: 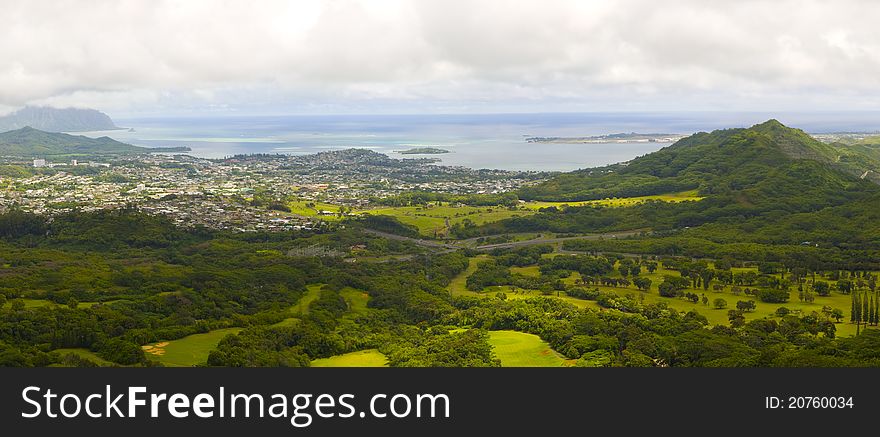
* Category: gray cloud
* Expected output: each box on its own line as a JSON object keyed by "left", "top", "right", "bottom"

{"left": 2, "top": 0, "right": 880, "bottom": 115}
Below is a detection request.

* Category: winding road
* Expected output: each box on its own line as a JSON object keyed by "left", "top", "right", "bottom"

{"left": 362, "top": 228, "right": 647, "bottom": 252}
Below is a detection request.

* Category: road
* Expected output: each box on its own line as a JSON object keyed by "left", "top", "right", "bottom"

{"left": 362, "top": 229, "right": 458, "bottom": 251}
{"left": 363, "top": 228, "right": 646, "bottom": 252}
{"left": 470, "top": 230, "right": 645, "bottom": 251}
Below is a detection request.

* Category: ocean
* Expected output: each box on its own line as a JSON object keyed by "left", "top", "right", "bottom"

{"left": 78, "top": 112, "right": 880, "bottom": 172}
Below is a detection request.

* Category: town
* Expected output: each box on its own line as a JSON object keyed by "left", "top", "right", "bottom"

{"left": 0, "top": 149, "right": 547, "bottom": 232}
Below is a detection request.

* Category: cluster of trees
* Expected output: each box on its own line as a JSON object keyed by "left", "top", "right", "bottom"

{"left": 2, "top": 208, "right": 880, "bottom": 368}
{"left": 0, "top": 210, "right": 474, "bottom": 366}
{"left": 452, "top": 294, "right": 876, "bottom": 367}
{"left": 371, "top": 191, "right": 520, "bottom": 208}
{"left": 492, "top": 245, "right": 554, "bottom": 267}
{"left": 852, "top": 291, "right": 880, "bottom": 334}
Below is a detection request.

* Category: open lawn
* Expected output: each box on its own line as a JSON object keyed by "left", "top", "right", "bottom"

{"left": 287, "top": 200, "right": 346, "bottom": 220}
{"left": 365, "top": 204, "right": 530, "bottom": 236}
{"left": 340, "top": 287, "right": 370, "bottom": 313}
{"left": 310, "top": 349, "right": 388, "bottom": 367}
{"left": 271, "top": 283, "right": 325, "bottom": 327}
{"left": 272, "top": 284, "right": 367, "bottom": 327}
{"left": 590, "top": 282, "right": 863, "bottom": 336}
{"left": 290, "top": 283, "right": 324, "bottom": 315}
{"left": 449, "top": 256, "right": 598, "bottom": 309}
{"left": 488, "top": 330, "right": 572, "bottom": 367}
{"left": 564, "top": 262, "right": 871, "bottom": 337}
{"left": 284, "top": 191, "right": 701, "bottom": 237}
{"left": 458, "top": 256, "right": 866, "bottom": 337}
{"left": 448, "top": 255, "right": 489, "bottom": 296}
{"left": 52, "top": 348, "right": 116, "bottom": 366}
{"left": 142, "top": 327, "right": 242, "bottom": 367}
{"left": 582, "top": 262, "right": 864, "bottom": 336}
{"left": 6, "top": 298, "right": 119, "bottom": 309}
{"left": 521, "top": 190, "right": 703, "bottom": 210}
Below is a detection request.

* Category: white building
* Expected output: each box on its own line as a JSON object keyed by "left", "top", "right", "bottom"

{"left": 33, "top": 159, "right": 46, "bottom": 168}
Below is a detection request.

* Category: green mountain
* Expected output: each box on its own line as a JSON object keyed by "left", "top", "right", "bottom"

{"left": 494, "top": 120, "right": 880, "bottom": 247}
{"left": 0, "top": 127, "right": 188, "bottom": 157}
{"left": 0, "top": 106, "right": 119, "bottom": 132}
{"left": 830, "top": 139, "right": 880, "bottom": 184}
{"left": 519, "top": 120, "right": 878, "bottom": 202}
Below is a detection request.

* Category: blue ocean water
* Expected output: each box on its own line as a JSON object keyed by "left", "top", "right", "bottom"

{"left": 79, "top": 112, "right": 880, "bottom": 171}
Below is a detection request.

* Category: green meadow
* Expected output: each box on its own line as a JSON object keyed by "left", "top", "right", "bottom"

{"left": 453, "top": 256, "right": 865, "bottom": 338}
{"left": 283, "top": 190, "right": 702, "bottom": 237}
{"left": 142, "top": 328, "right": 242, "bottom": 367}
{"left": 488, "top": 331, "right": 571, "bottom": 367}
{"left": 52, "top": 348, "right": 117, "bottom": 366}
{"left": 310, "top": 349, "right": 388, "bottom": 367}
{"left": 521, "top": 190, "right": 703, "bottom": 210}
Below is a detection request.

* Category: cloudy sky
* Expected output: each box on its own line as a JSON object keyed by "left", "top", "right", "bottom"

{"left": 2, "top": 0, "right": 880, "bottom": 116}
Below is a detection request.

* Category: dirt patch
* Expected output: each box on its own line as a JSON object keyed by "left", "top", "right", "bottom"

{"left": 142, "top": 341, "right": 170, "bottom": 356}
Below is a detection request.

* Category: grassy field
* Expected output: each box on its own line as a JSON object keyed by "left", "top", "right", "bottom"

{"left": 580, "top": 262, "right": 864, "bottom": 336}
{"left": 287, "top": 200, "right": 346, "bottom": 220}
{"left": 365, "top": 204, "right": 531, "bottom": 236}
{"left": 284, "top": 190, "right": 702, "bottom": 237}
{"left": 454, "top": 255, "right": 866, "bottom": 337}
{"left": 510, "top": 265, "right": 541, "bottom": 277}
{"left": 310, "top": 349, "right": 389, "bottom": 367}
{"left": 52, "top": 348, "right": 116, "bottom": 366}
{"left": 488, "top": 330, "right": 572, "bottom": 367}
{"left": 271, "top": 284, "right": 367, "bottom": 326}
{"left": 448, "top": 256, "right": 598, "bottom": 309}
{"left": 5, "top": 298, "right": 119, "bottom": 309}
{"left": 142, "top": 327, "right": 242, "bottom": 367}
{"left": 521, "top": 190, "right": 704, "bottom": 210}
{"left": 448, "top": 255, "right": 490, "bottom": 296}
{"left": 290, "top": 283, "right": 324, "bottom": 315}
{"left": 340, "top": 287, "right": 370, "bottom": 313}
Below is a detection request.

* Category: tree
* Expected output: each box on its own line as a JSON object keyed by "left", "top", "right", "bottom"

{"left": 658, "top": 275, "right": 689, "bottom": 297}
{"left": 67, "top": 297, "right": 79, "bottom": 309}
{"left": 736, "top": 300, "right": 756, "bottom": 312}
{"left": 758, "top": 288, "right": 790, "bottom": 303}
{"left": 728, "top": 309, "right": 745, "bottom": 328}
{"left": 812, "top": 281, "right": 831, "bottom": 296}
{"left": 629, "top": 264, "right": 642, "bottom": 276}
{"left": 632, "top": 277, "right": 652, "bottom": 291}
{"left": 713, "top": 298, "right": 728, "bottom": 309}
{"left": 702, "top": 294, "right": 709, "bottom": 306}
{"left": 700, "top": 269, "right": 716, "bottom": 291}
{"left": 831, "top": 308, "right": 844, "bottom": 323}
{"left": 10, "top": 299, "right": 25, "bottom": 311}
{"left": 776, "top": 307, "right": 790, "bottom": 317}
{"left": 852, "top": 292, "right": 860, "bottom": 323}
{"left": 803, "top": 289, "right": 815, "bottom": 304}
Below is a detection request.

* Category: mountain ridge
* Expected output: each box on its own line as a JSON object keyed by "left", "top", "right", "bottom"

{"left": 519, "top": 119, "right": 879, "bottom": 202}
{"left": 0, "top": 106, "right": 119, "bottom": 133}
{"left": 0, "top": 127, "right": 189, "bottom": 157}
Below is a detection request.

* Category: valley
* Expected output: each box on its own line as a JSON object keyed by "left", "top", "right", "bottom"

{"left": 1, "top": 120, "right": 880, "bottom": 367}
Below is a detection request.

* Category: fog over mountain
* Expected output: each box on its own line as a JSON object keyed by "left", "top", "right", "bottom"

{"left": 0, "top": 106, "right": 118, "bottom": 133}
{"left": 3, "top": 1, "right": 880, "bottom": 115}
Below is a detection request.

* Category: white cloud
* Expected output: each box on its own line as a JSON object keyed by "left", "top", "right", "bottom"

{"left": 3, "top": 0, "right": 880, "bottom": 115}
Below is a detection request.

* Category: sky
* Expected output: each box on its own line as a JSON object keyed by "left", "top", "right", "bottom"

{"left": 2, "top": 0, "right": 880, "bottom": 117}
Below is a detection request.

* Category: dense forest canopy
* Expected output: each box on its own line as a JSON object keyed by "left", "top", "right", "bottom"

{"left": 2, "top": 121, "right": 880, "bottom": 367}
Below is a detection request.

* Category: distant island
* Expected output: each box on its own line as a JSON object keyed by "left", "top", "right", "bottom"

{"left": 0, "top": 127, "right": 190, "bottom": 157}
{"left": 526, "top": 132, "right": 685, "bottom": 144}
{"left": 0, "top": 106, "right": 121, "bottom": 133}
{"left": 396, "top": 147, "right": 451, "bottom": 155}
